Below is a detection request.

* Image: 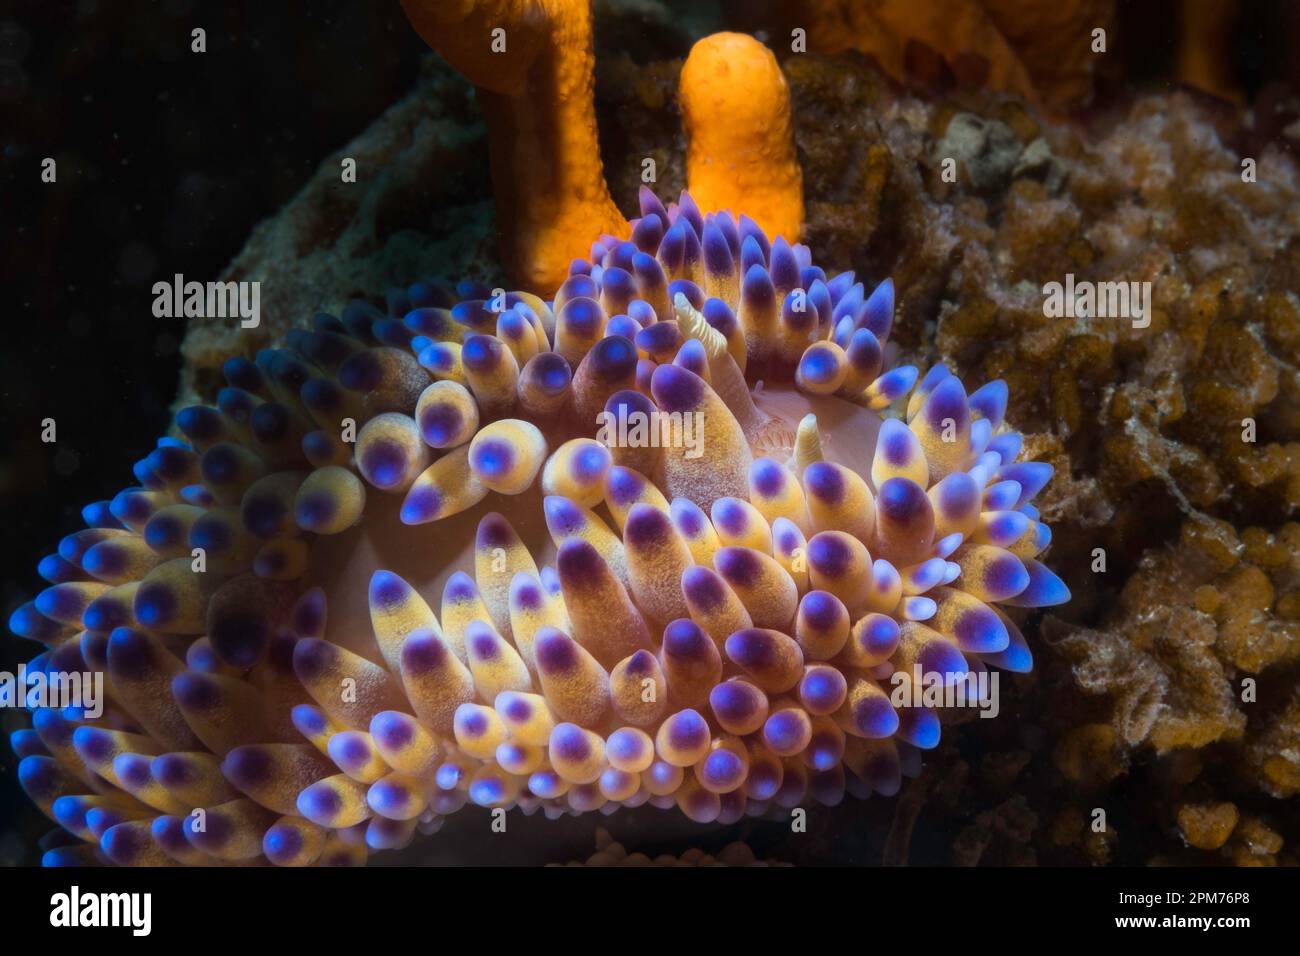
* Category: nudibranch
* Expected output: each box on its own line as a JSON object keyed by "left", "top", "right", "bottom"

{"left": 9, "top": 186, "right": 1068, "bottom": 866}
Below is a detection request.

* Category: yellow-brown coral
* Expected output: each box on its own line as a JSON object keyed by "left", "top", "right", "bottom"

{"left": 771, "top": 0, "right": 1114, "bottom": 112}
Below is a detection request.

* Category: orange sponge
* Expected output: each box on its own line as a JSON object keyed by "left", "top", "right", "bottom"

{"left": 401, "top": 0, "right": 629, "bottom": 293}
{"left": 679, "top": 32, "right": 803, "bottom": 242}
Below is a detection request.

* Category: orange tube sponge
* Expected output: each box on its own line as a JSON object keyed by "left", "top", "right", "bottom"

{"left": 679, "top": 32, "right": 803, "bottom": 242}
{"left": 1176, "top": 0, "right": 1242, "bottom": 106}
{"left": 401, "top": 0, "right": 629, "bottom": 293}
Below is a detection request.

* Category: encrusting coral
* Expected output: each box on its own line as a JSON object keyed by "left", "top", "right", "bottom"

{"left": 8, "top": 179, "right": 1068, "bottom": 865}
{"left": 754, "top": 0, "right": 1116, "bottom": 113}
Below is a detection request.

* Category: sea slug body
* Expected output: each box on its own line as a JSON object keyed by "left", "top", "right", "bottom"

{"left": 9, "top": 186, "right": 1067, "bottom": 866}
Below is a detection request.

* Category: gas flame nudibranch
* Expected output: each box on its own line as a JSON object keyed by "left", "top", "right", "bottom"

{"left": 9, "top": 187, "right": 1068, "bottom": 866}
